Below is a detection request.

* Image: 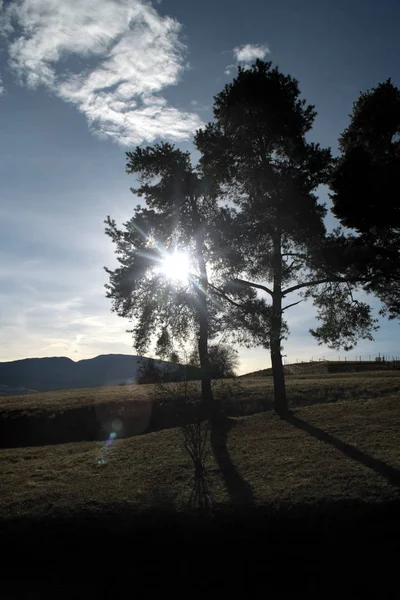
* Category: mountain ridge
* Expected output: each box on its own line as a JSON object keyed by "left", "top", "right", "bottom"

{"left": 0, "top": 354, "right": 146, "bottom": 393}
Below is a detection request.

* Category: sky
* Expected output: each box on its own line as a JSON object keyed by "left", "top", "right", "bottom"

{"left": 1, "top": 0, "right": 400, "bottom": 374}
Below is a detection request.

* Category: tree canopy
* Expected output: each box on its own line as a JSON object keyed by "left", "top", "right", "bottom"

{"left": 331, "top": 80, "right": 400, "bottom": 235}
{"left": 330, "top": 79, "right": 400, "bottom": 320}
{"left": 189, "top": 343, "right": 239, "bottom": 379}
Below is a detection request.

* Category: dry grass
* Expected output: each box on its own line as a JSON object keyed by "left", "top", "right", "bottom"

{"left": 221, "top": 371, "right": 400, "bottom": 413}
{"left": 2, "top": 372, "right": 400, "bottom": 448}
{"left": 1, "top": 370, "right": 400, "bottom": 416}
{"left": 1, "top": 394, "right": 399, "bottom": 521}
{"left": 0, "top": 383, "right": 154, "bottom": 414}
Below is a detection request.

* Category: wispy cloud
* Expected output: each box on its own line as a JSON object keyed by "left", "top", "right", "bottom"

{"left": 233, "top": 43, "right": 270, "bottom": 63}
{"left": 224, "top": 43, "right": 270, "bottom": 76}
{"left": 0, "top": 250, "right": 132, "bottom": 362}
{"left": 1, "top": 0, "right": 202, "bottom": 144}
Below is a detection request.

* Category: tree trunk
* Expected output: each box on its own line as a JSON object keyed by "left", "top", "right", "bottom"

{"left": 270, "top": 233, "right": 288, "bottom": 415}
{"left": 198, "top": 310, "right": 213, "bottom": 409}
{"left": 195, "top": 235, "right": 213, "bottom": 412}
{"left": 270, "top": 312, "right": 287, "bottom": 414}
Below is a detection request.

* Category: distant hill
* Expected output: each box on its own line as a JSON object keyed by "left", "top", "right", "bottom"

{"left": 241, "top": 360, "right": 399, "bottom": 378}
{"left": 0, "top": 384, "right": 38, "bottom": 396}
{"left": 0, "top": 354, "right": 145, "bottom": 393}
{"left": 240, "top": 362, "right": 328, "bottom": 377}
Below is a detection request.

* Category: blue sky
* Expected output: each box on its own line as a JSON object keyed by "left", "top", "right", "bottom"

{"left": 1, "top": 0, "right": 400, "bottom": 373}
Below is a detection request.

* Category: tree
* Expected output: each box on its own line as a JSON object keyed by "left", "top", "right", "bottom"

{"left": 105, "top": 143, "right": 214, "bottom": 405}
{"left": 105, "top": 143, "right": 265, "bottom": 410}
{"left": 330, "top": 80, "right": 400, "bottom": 320}
{"left": 189, "top": 343, "right": 240, "bottom": 379}
{"left": 136, "top": 356, "right": 201, "bottom": 384}
{"left": 169, "top": 351, "right": 180, "bottom": 366}
{"left": 137, "top": 358, "right": 163, "bottom": 384}
{"left": 195, "top": 61, "right": 377, "bottom": 414}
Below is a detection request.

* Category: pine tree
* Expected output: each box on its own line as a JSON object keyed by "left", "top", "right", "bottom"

{"left": 105, "top": 143, "right": 268, "bottom": 409}
{"left": 196, "top": 61, "right": 376, "bottom": 413}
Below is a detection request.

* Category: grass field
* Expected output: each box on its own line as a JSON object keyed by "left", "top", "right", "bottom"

{"left": 1, "top": 371, "right": 400, "bottom": 448}
{"left": 1, "top": 392, "right": 399, "bottom": 521}
{"left": 2, "top": 370, "right": 400, "bottom": 415}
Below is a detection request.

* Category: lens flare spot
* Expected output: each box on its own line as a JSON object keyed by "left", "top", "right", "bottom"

{"left": 112, "top": 419, "right": 123, "bottom": 432}
{"left": 110, "top": 432, "right": 117, "bottom": 439}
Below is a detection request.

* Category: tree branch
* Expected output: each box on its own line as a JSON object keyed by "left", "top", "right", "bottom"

{"left": 281, "top": 253, "right": 308, "bottom": 260}
{"left": 284, "top": 275, "right": 373, "bottom": 296}
{"left": 281, "top": 299, "right": 304, "bottom": 312}
{"left": 283, "top": 277, "right": 351, "bottom": 296}
{"left": 282, "top": 260, "right": 301, "bottom": 277}
{"left": 283, "top": 259, "right": 296, "bottom": 270}
{"left": 206, "top": 281, "right": 247, "bottom": 309}
{"left": 347, "top": 281, "right": 360, "bottom": 304}
{"left": 233, "top": 278, "right": 273, "bottom": 297}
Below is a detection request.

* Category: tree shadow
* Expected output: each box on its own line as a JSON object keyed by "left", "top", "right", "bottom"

{"left": 210, "top": 416, "right": 255, "bottom": 506}
{"left": 284, "top": 412, "right": 400, "bottom": 487}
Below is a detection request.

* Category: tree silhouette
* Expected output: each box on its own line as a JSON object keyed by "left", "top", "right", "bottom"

{"left": 105, "top": 143, "right": 266, "bottom": 410}
{"left": 136, "top": 357, "right": 163, "bottom": 384}
{"left": 105, "top": 64, "right": 384, "bottom": 416}
{"left": 330, "top": 79, "right": 400, "bottom": 320}
{"left": 196, "top": 61, "right": 377, "bottom": 413}
{"left": 189, "top": 343, "right": 239, "bottom": 379}
{"left": 105, "top": 144, "right": 215, "bottom": 406}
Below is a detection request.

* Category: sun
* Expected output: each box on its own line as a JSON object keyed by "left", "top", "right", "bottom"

{"left": 160, "top": 250, "right": 190, "bottom": 282}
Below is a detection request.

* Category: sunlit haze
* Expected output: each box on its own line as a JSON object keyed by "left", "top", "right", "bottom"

{"left": 160, "top": 250, "right": 191, "bottom": 283}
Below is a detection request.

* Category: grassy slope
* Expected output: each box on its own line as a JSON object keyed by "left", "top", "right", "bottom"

{"left": 242, "top": 361, "right": 399, "bottom": 377}
{"left": 1, "top": 370, "right": 400, "bottom": 416}
{"left": 0, "top": 383, "right": 154, "bottom": 414}
{"left": 1, "top": 394, "right": 399, "bottom": 521}
{"left": 1, "top": 371, "right": 400, "bottom": 447}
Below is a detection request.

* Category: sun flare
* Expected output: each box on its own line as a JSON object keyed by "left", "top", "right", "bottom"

{"left": 160, "top": 250, "right": 190, "bottom": 282}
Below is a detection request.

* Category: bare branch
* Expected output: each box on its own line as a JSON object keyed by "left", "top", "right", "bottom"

{"left": 281, "top": 253, "right": 308, "bottom": 260}
{"left": 283, "top": 277, "right": 349, "bottom": 296}
{"left": 282, "top": 299, "right": 304, "bottom": 312}
{"left": 233, "top": 278, "right": 273, "bottom": 297}
{"left": 347, "top": 281, "right": 360, "bottom": 304}
{"left": 282, "top": 275, "right": 371, "bottom": 297}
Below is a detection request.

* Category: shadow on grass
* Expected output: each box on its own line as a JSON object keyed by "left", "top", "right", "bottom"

{"left": 210, "top": 416, "right": 255, "bottom": 506}
{"left": 284, "top": 412, "right": 400, "bottom": 487}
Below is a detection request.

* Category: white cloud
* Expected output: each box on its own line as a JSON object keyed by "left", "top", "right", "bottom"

{"left": 233, "top": 43, "right": 270, "bottom": 63}
{"left": 1, "top": 0, "right": 202, "bottom": 144}
{"left": 0, "top": 75, "right": 4, "bottom": 95}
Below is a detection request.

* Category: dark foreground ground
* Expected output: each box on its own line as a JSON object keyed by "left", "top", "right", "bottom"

{"left": 1, "top": 500, "right": 399, "bottom": 597}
